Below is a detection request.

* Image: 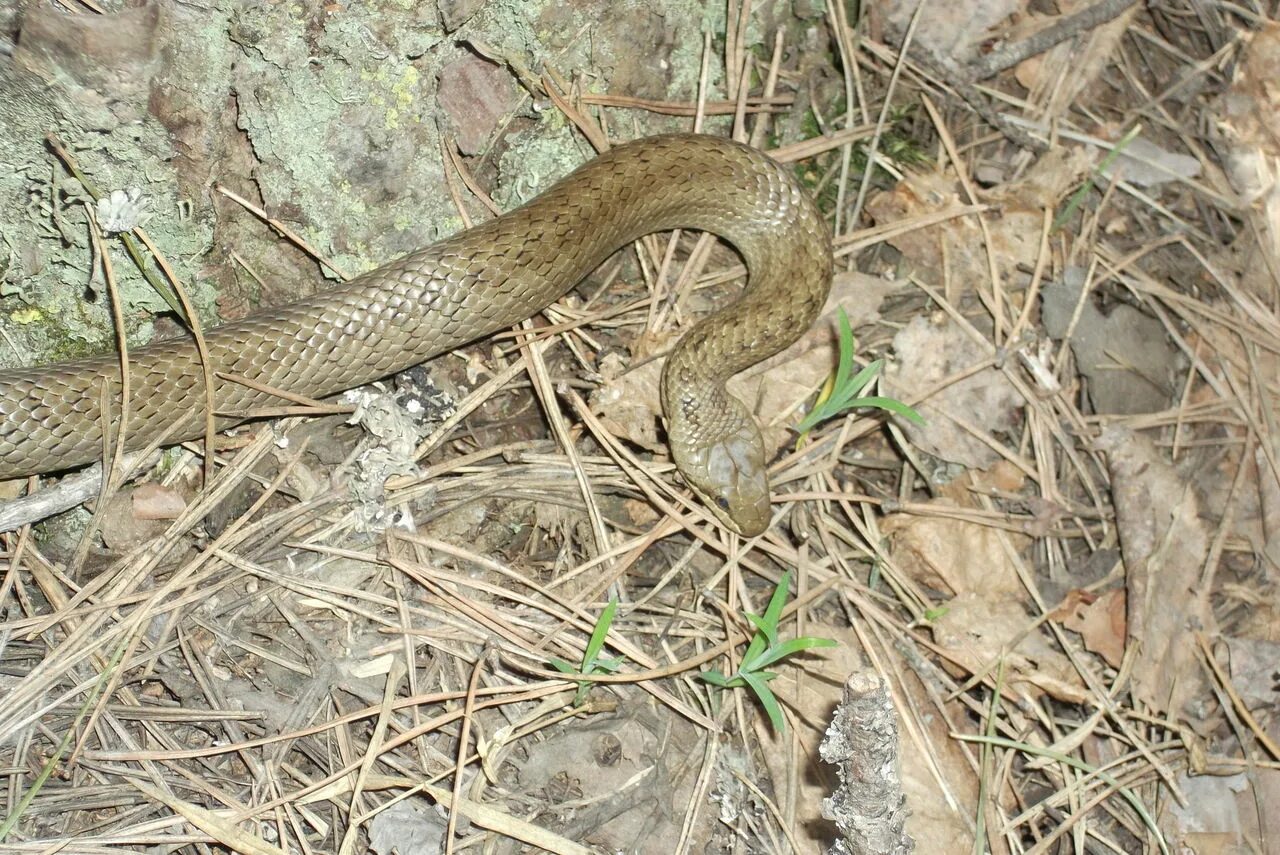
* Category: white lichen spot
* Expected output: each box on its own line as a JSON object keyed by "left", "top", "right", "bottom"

{"left": 342, "top": 387, "right": 426, "bottom": 531}
{"left": 96, "top": 188, "right": 151, "bottom": 235}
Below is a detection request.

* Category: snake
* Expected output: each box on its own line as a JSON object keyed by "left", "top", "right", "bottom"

{"left": 0, "top": 134, "right": 832, "bottom": 535}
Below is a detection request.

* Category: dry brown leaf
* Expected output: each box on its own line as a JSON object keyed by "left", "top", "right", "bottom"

{"left": 621, "top": 497, "right": 660, "bottom": 527}
{"left": 1220, "top": 636, "right": 1280, "bottom": 709}
{"left": 1257, "top": 440, "right": 1280, "bottom": 568}
{"left": 1040, "top": 273, "right": 1181, "bottom": 415}
{"left": 1179, "top": 327, "right": 1274, "bottom": 558}
{"left": 1055, "top": 588, "right": 1126, "bottom": 669}
{"left": 1234, "top": 594, "right": 1280, "bottom": 645}
{"left": 865, "top": 173, "right": 986, "bottom": 286}
{"left": 884, "top": 316, "right": 1022, "bottom": 470}
{"left": 1097, "top": 426, "right": 1216, "bottom": 719}
{"left": 931, "top": 592, "right": 1088, "bottom": 704}
{"left": 1159, "top": 770, "right": 1272, "bottom": 854}
{"left": 978, "top": 459, "right": 1028, "bottom": 492}
{"left": 593, "top": 353, "right": 665, "bottom": 453}
{"left": 1212, "top": 22, "right": 1280, "bottom": 280}
{"left": 1179, "top": 832, "right": 1251, "bottom": 855}
{"left": 877, "top": 0, "right": 1019, "bottom": 64}
{"left": 1011, "top": 0, "right": 1140, "bottom": 117}
{"left": 865, "top": 143, "right": 1095, "bottom": 289}
{"left": 882, "top": 499, "right": 1026, "bottom": 597}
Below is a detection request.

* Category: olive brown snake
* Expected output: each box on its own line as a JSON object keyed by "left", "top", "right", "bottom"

{"left": 0, "top": 134, "right": 832, "bottom": 535}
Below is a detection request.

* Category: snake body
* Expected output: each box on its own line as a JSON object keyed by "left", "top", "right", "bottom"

{"left": 0, "top": 134, "right": 831, "bottom": 534}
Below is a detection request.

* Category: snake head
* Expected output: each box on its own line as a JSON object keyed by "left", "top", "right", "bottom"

{"left": 669, "top": 405, "right": 771, "bottom": 536}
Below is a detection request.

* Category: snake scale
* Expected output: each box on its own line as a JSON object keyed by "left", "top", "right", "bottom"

{"left": 0, "top": 134, "right": 832, "bottom": 535}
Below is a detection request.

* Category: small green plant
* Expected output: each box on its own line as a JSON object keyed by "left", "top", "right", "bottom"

{"left": 922, "top": 605, "right": 950, "bottom": 623}
{"left": 701, "top": 572, "right": 837, "bottom": 731}
{"left": 796, "top": 308, "right": 924, "bottom": 447}
{"left": 549, "top": 597, "right": 625, "bottom": 706}
{"left": 873, "top": 104, "right": 930, "bottom": 168}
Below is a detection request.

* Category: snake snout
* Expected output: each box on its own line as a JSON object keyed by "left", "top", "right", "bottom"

{"left": 672, "top": 417, "right": 770, "bottom": 536}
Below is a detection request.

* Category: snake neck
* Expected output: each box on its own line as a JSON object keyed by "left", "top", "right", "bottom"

{"left": 658, "top": 218, "right": 833, "bottom": 440}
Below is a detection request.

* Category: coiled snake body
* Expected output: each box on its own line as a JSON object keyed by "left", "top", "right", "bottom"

{"left": 0, "top": 135, "right": 832, "bottom": 535}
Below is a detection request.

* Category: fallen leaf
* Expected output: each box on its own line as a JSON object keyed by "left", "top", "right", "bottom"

{"left": 1097, "top": 426, "right": 1216, "bottom": 719}
{"left": 1041, "top": 273, "right": 1180, "bottom": 415}
{"left": 876, "top": 0, "right": 1017, "bottom": 63}
{"left": 931, "top": 591, "right": 1088, "bottom": 704}
{"left": 1097, "top": 136, "right": 1203, "bottom": 187}
{"left": 1159, "top": 771, "right": 1268, "bottom": 854}
{"left": 368, "top": 799, "right": 446, "bottom": 855}
{"left": 1219, "top": 636, "right": 1280, "bottom": 709}
{"left": 883, "top": 499, "right": 1027, "bottom": 597}
{"left": 1055, "top": 588, "right": 1126, "bottom": 668}
{"left": 1009, "top": 0, "right": 1139, "bottom": 117}
{"left": 884, "top": 315, "right": 1023, "bottom": 470}
{"left": 863, "top": 141, "right": 1100, "bottom": 308}
{"left": 1212, "top": 22, "right": 1280, "bottom": 277}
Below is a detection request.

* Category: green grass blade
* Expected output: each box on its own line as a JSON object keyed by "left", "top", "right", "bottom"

{"left": 839, "top": 359, "right": 883, "bottom": 399}
{"left": 750, "top": 636, "right": 838, "bottom": 671}
{"left": 581, "top": 596, "right": 619, "bottom": 671}
{"left": 851, "top": 395, "right": 925, "bottom": 424}
{"left": 833, "top": 308, "right": 855, "bottom": 393}
{"left": 761, "top": 571, "right": 791, "bottom": 627}
{"left": 700, "top": 669, "right": 732, "bottom": 687}
{"left": 740, "top": 670, "right": 786, "bottom": 731}
{"left": 745, "top": 612, "right": 778, "bottom": 647}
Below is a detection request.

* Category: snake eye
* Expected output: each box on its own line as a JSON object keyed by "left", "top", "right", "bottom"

{"left": 715, "top": 496, "right": 731, "bottom": 511}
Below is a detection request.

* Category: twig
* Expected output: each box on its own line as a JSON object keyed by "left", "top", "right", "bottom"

{"left": 906, "top": 47, "right": 1047, "bottom": 152}
{"left": 967, "top": 0, "right": 1140, "bottom": 80}
{"left": 820, "top": 672, "right": 914, "bottom": 854}
{"left": 0, "top": 452, "right": 154, "bottom": 533}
